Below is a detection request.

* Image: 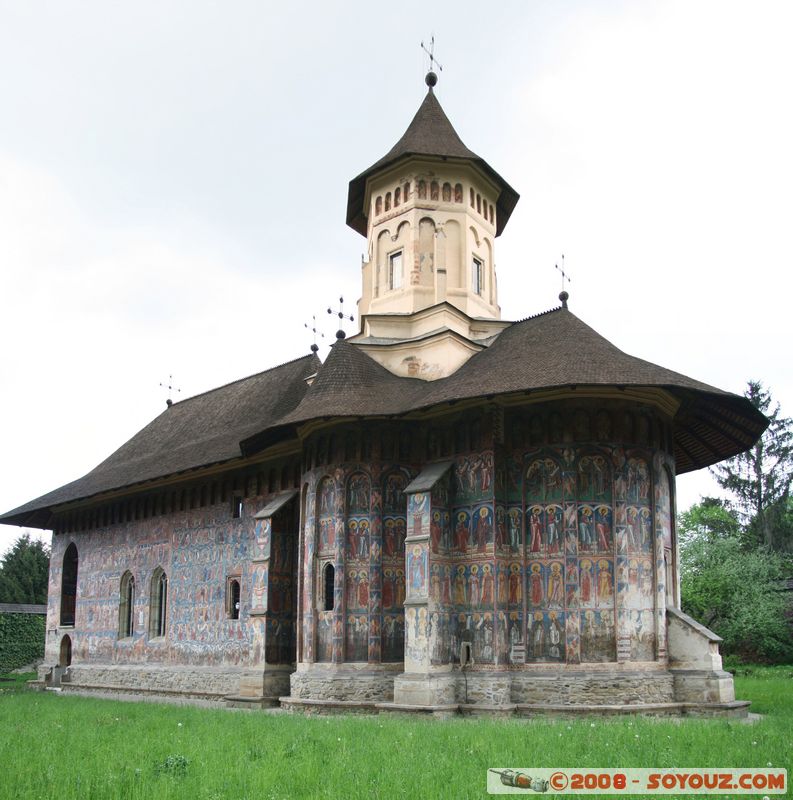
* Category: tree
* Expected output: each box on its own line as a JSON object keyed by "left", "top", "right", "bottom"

{"left": 711, "top": 381, "right": 793, "bottom": 550}
{"left": 679, "top": 498, "right": 793, "bottom": 663}
{"left": 0, "top": 534, "right": 50, "bottom": 605}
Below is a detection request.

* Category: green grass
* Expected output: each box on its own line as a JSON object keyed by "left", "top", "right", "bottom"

{"left": 0, "top": 669, "right": 790, "bottom": 800}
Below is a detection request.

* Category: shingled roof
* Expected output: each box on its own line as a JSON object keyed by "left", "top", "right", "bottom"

{"left": 0, "top": 309, "right": 767, "bottom": 529}
{"left": 0, "top": 354, "right": 320, "bottom": 528}
{"left": 268, "top": 308, "right": 768, "bottom": 474}
{"left": 346, "top": 86, "right": 519, "bottom": 237}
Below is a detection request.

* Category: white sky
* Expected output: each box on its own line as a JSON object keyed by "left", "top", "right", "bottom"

{"left": 1, "top": 0, "right": 791, "bottom": 556}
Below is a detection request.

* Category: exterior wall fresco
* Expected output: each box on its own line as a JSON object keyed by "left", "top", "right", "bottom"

{"left": 45, "top": 502, "right": 265, "bottom": 668}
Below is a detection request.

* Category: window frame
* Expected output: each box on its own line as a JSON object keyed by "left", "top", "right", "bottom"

{"left": 388, "top": 249, "right": 403, "bottom": 291}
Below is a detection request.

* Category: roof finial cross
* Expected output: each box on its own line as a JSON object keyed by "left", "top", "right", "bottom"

{"left": 304, "top": 315, "right": 325, "bottom": 354}
{"left": 159, "top": 374, "right": 181, "bottom": 408}
{"left": 327, "top": 296, "right": 355, "bottom": 340}
{"left": 421, "top": 36, "right": 443, "bottom": 88}
{"left": 555, "top": 254, "right": 571, "bottom": 308}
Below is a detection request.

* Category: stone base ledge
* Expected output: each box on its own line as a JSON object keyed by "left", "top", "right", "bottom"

{"left": 460, "top": 703, "right": 517, "bottom": 718}
{"left": 516, "top": 702, "right": 684, "bottom": 717}
{"left": 376, "top": 702, "right": 459, "bottom": 717}
{"left": 681, "top": 700, "right": 751, "bottom": 718}
{"left": 60, "top": 682, "right": 227, "bottom": 701}
{"left": 224, "top": 694, "right": 281, "bottom": 710}
{"left": 280, "top": 696, "right": 378, "bottom": 714}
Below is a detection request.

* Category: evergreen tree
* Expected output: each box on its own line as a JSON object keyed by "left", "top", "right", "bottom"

{"left": 0, "top": 534, "right": 50, "bottom": 604}
{"left": 711, "top": 381, "right": 793, "bottom": 550}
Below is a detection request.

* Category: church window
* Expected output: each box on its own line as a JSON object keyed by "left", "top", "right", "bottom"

{"left": 418, "top": 180, "right": 427, "bottom": 199}
{"left": 118, "top": 571, "right": 135, "bottom": 638}
{"left": 60, "top": 543, "right": 78, "bottom": 627}
{"left": 385, "top": 192, "right": 391, "bottom": 211}
{"left": 375, "top": 196, "right": 382, "bottom": 216}
{"left": 442, "top": 182, "right": 451, "bottom": 201}
{"left": 394, "top": 187, "right": 401, "bottom": 206}
{"left": 232, "top": 494, "right": 244, "bottom": 519}
{"left": 389, "top": 250, "right": 403, "bottom": 290}
{"left": 489, "top": 204, "right": 494, "bottom": 224}
{"left": 454, "top": 183, "right": 463, "bottom": 203}
{"left": 323, "top": 563, "right": 335, "bottom": 611}
{"left": 227, "top": 577, "right": 241, "bottom": 620}
{"left": 403, "top": 182, "right": 410, "bottom": 199}
{"left": 472, "top": 256, "right": 483, "bottom": 295}
{"left": 149, "top": 568, "right": 167, "bottom": 638}
{"left": 470, "top": 187, "right": 475, "bottom": 207}
{"left": 430, "top": 181, "right": 439, "bottom": 200}
{"left": 476, "top": 193, "right": 481, "bottom": 214}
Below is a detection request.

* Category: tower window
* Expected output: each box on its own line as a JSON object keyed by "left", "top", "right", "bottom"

{"left": 385, "top": 192, "right": 391, "bottom": 211}
{"left": 389, "top": 251, "right": 403, "bottom": 290}
{"left": 323, "top": 563, "right": 335, "bottom": 611}
{"left": 149, "top": 567, "right": 167, "bottom": 638}
{"left": 472, "top": 256, "right": 483, "bottom": 295}
{"left": 394, "top": 187, "right": 401, "bottom": 206}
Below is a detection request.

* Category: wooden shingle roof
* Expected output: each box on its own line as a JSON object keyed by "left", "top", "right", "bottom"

{"left": 0, "top": 354, "right": 320, "bottom": 528}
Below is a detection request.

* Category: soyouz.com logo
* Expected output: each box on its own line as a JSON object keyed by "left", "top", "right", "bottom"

{"left": 487, "top": 768, "right": 787, "bottom": 794}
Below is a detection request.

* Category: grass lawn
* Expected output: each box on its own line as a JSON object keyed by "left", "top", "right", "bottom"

{"left": 0, "top": 667, "right": 790, "bottom": 799}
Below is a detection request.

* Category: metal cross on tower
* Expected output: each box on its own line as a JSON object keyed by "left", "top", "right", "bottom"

{"left": 555, "top": 254, "right": 571, "bottom": 308}
{"left": 421, "top": 36, "right": 443, "bottom": 82}
{"left": 160, "top": 374, "right": 182, "bottom": 408}
{"left": 304, "top": 315, "right": 325, "bottom": 354}
{"left": 327, "top": 297, "right": 355, "bottom": 340}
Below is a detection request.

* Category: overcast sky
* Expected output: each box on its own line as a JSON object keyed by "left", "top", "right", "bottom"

{"left": 1, "top": 0, "right": 791, "bottom": 556}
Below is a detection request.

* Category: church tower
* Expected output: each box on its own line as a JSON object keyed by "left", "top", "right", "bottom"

{"left": 346, "top": 72, "right": 519, "bottom": 380}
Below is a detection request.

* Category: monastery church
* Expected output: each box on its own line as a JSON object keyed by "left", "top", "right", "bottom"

{"left": 1, "top": 71, "right": 767, "bottom": 717}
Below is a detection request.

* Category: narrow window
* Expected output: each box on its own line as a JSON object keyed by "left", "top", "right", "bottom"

{"left": 418, "top": 180, "right": 427, "bottom": 199}
{"left": 60, "top": 543, "right": 78, "bottom": 626}
{"left": 454, "top": 183, "right": 463, "bottom": 203}
{"left": 470, "top": 187, "right": 475, "bottom": 207}
{"left": 375, "top": 196, "right": 382, "bottom": 216}
{"left": 430, "top": 181, "right": 439, "bottom": 200}
{"left": 489, "top": 204, "right": 495, "bottom": 224}
{"left": 394, "top": 187, "right": 401, "bottom": 206}
{"left": 227, "top": 578, "right": 241, "bottom": 620}
{"left": 149, "top": 568, "right": 167, "bottom": 638}
{"left": 323, "top": 563, "right": 335, "bottom": 611}
{"left": 119, "top": 571, "right": 135, "bottom": 638}
{"left": 389, "top": 250, "right": 403, "bottom": 290}
{"left": 442, "top": 182, "right": 451, "bottom": 201}
{"left": 472, "top": 256, "right": 483, "bottom": 295}
{"left": 403, "top": 182, "right": 410, "bottom": 200}
{"left": 232, "top": 494, "right": 243, "bottom": 519}
{"left": 476, "top": 193, "right": 481, "bottom": 214}
{"left": 385, "top": 192, "right": 391, "bottom": 211}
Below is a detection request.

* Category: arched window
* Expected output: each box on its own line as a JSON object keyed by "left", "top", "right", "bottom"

{"left": 149, "top": 567, "right": 167, "bottom": 638}
{"left": 470, "top": 187, "right": 475, "bottom": 207}
{"left": 489, "top": 204, "right": 494, "bottom": 224}
{"left": 418, "top": 180, "right": 427, "bottom": 199}
{"left": 442, "top": 182, "right": 451, "bottom": 201}
{"left": 394, "top": 187, "right": 401, "bottom": 206}
{"left": 385, "top": 192, "right": 391, "bottom": 211}
{"left": 454, "top": 183, "right": 463, "bottom": 203}
{"left": 403, "top": 182, "right": 410, "bottom": 200}
{"left": 59, "top": 635, "right": 72, "bottom": 667}
{"left": 60, "top": 543, "right": 78, "bottom": 626}
{"left": 118, "top": 571, "right": 135, "bottom": 638}
{"left": 375, "top": 196, "right": 382, "bottom": 216}
{"left": 323, "top": 563, "right": 335, "bottom": 611}
{"left": 228, "top": 578, "right": 241, "bottom": 620}
{"left": 430, "top": 181, "right": 439, "bottom": 200}
{"left": 476, "top": 193, "right": 481, "bottom": 214}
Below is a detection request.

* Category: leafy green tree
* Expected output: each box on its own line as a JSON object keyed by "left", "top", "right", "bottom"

{"left": 0, "top": 534, "right": 50, "bottom": 604}
{"left": 677, "top": 496, "right": 741, "bottom": 545}
{"left": 711, "top": 381, "right": 793, "bottom": 550}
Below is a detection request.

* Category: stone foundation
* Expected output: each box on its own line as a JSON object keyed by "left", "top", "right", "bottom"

{"left": 40, "top": 663, "right": 246, "bottom": 700}
{"left": 289, "top": 664, "right": 400, "bottom": 702}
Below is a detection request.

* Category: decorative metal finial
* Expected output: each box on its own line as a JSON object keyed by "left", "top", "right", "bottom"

{"left": 159, "top": 374, "right": 181, "bottom": 408}
{"left": 304, "top": 315, "right": 325, "bottom": 354}
{"left": 421, "top": 36, "right": 443, "bottom": 88}
{"left": 327, "top": 296, "right": 354, "bottom": 340}
{"left": 555, "top": 254, "right": 571, "bottom": 308}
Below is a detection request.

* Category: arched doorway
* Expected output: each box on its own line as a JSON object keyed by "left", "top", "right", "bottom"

{"left": 59, "top": 635, "right": 72, "bottom": 667}
{"left": 60, "top": 543, "right": 78, "bottom": 626}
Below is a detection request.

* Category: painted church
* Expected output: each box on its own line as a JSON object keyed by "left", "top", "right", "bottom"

{"left": 1, "top": 71, "right": 767, "bottom": 716}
